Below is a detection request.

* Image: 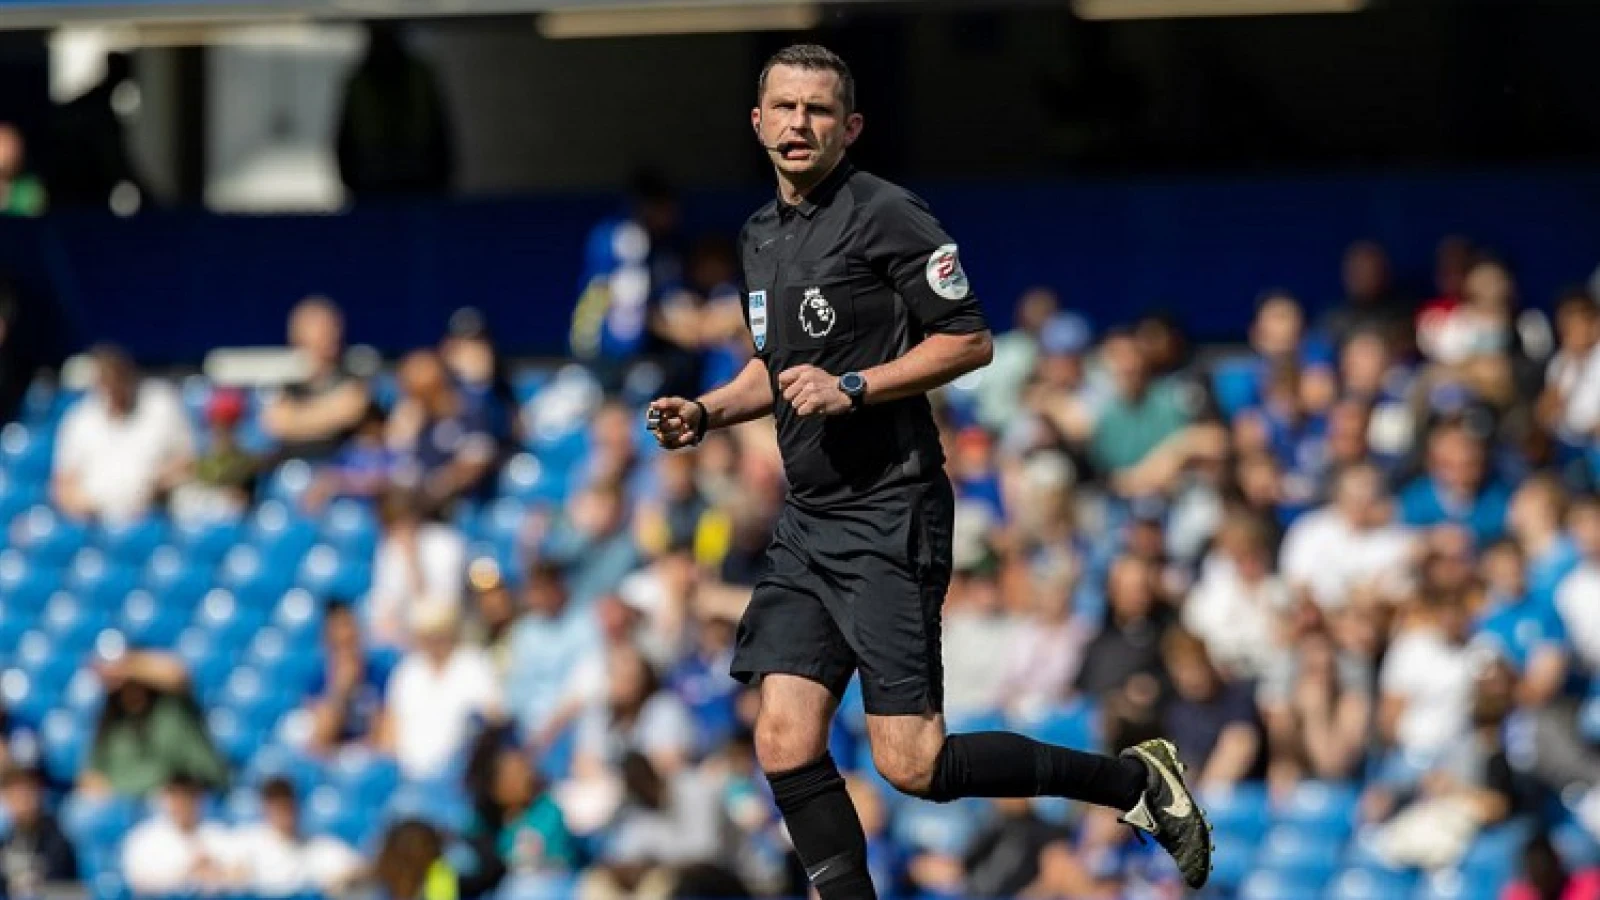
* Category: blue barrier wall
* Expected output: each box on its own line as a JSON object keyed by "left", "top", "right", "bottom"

{"left": 3, "top": 168, "right": 1599, "bottom": 363}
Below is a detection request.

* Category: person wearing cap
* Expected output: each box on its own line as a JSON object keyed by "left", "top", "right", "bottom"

{"left": 168, "top": 386, "right": 261, "bottom": 521}
{"left": 120, "top": 773, "right": 232, "bottom": 896}
{"left": 0, "top": 764, "right": 76, "bottom": 897}
{"left": 377, "top": 598, "right": 502, "bottom": 781}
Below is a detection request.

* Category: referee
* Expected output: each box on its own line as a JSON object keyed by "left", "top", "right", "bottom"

{"left": 647, "top": 44, "right": 1212, "bottom": 896}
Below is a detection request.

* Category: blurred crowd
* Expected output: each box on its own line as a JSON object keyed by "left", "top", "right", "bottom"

{"left": 3, "top": 197, "right": 1600, "bottom": 900}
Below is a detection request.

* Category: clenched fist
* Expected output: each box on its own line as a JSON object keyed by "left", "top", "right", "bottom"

{"left": 645, "top": 397, "right": 705, "bottom": 449}
{"left": 778, "top": 365, "right": 850, "bottom": 417}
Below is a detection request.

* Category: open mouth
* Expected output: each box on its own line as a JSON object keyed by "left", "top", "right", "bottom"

{"left": 778, "top": 141, "right": 814, "bottom": 160}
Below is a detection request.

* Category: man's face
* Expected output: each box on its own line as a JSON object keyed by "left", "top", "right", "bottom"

{"left": 264, "top": 796, "right": 297, "bottom": 837}
{"left": 324, "top": 611, "right": 361, "bottom": 657}
{"left": 1430, "top": 431, "right": 1484, "bottom": 494}
{"left": 1252, "top": 298, "right": 1303, "bottom": 359}
{"left": 1559, "top": 305, "right": 1599, "bottom": 353}
{"left": 166, "top": 786, "right": 201, "bottom": 831}
{"left": 2, "top": 780, "right": 38, "bottom": 823}
{"left": 0, "top": 126, "right": 21, "bottom": 180}
{"left": 1343, "top": 244, "right": 1390, "bottom": 302}
{"left": 290, "top": 305, "right": 343, "bottom": 367}
{"left": 1340, "top": 333, "right": 1389, "bottom": 396}
{"left": 753, "top": 65, "right": 861, "bottom": 184}
{"left": 1103, "top": 337, "right": 1146, "bottom": 398}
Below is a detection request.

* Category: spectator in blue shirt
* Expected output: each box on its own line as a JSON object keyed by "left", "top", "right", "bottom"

{"left": 568, "top": 170, "right": 684, "bottom": 394}
{"left": 1247, "top": 291, "right": 1338, "bottom": 418}
{"left": 440, "top": 307, "right": 519, "bottom": 447}
{"left": 387, "top": 350, "right": 498, "bottom": 511}
{"left": 1509, "top": 474, "right": 1582, "bottom": 609}
{"left": 305, "top": 601, "right": 394, "bottom": 755}
{"left": 1399, "top": 423, "right": 1516, "bottom": 545}
{"left": 503, "top": 561, "right": 601, "bottom": 742}
{"left": 541, "top": 481, "right": 640, "bottom": 611}
{"left": 1472, "top": 540, "right": 1568, "bottom": 707}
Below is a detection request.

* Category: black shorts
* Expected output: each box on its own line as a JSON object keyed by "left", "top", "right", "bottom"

{"left": 729, "top": 474, "right": 954, "bottom": 716}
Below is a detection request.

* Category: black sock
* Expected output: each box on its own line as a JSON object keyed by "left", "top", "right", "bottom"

{"left": 924, "top": 731, "right": 1148, "bottom": 810}
{"left": 765, "top": 754, "right": 877, "bottom": 900}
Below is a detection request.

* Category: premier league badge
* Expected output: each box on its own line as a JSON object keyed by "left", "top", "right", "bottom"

{"left": 799, "top": 286, "right": 837, "bottom": 339}
{"left": 750, "top": 290, "right": 768, "bottom": 351}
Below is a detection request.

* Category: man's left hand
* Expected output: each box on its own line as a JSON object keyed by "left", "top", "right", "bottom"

{"left": 778, "top": 365, "right": 851, "bottom": 417}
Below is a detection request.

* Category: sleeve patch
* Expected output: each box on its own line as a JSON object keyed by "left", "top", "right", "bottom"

{"left": 925, "top": 243, "right": 970, "bottom": 300}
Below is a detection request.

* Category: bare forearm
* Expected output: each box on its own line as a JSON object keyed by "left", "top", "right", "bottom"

{"left": 861, "top": 331, "right": 992, "bottom": 405}
{"left": 699, "top": 359, "right": 775, "bottom": 429}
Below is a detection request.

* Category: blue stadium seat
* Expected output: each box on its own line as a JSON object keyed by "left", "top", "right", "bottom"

{"left": 247, "top": 627, "right": 318, "bottom": 696}
{"left": 479, "top": 498, "right": 528, "bottom": 545}
{"left": 304, "top": 784, "right": 364, "bottom": 846}
{"left": 41, "top": 591, "right": 109, "bottom": 650}
{"left": 118, "top": 590, "right": 187, "bottom": 649}
{"left": 40, "top": 708, "right": 87, "bottom": 784}
{"left": 96, "top": 517, "right": 169, "bottom": 567}
{"left": 1008, "top": 698, "right": 1099, "bottom": 751}
{"left": 61, "top": 793, "right": 141, "bottom": 854}
{"left": 244, "top": 744, "right": 324, "bottom": 796}
{"left": 1327, "top": 867, "right": 1419, "bottom": 900}
{"left": 4, "top": 667, "right": 63, "bottom": 728}
{"left": 207, "top": 706, "right": 260, "bottom": 766}
{"left": 512, "top": 370, "right": 550, "bottom": 405}
{"left": 0, "top": 601, "right": 33, "bottom": 652}
{"left": 17, "top": 629, "right": 80, "bottom": 684}
{"left": 219, "top": 545, "right": 291, "bottom": 609}
{"left": 194, "top": 589, "right": 267, "bottom": 648}
{"left": 62, "top": 668, "right": 104, "bottom": 719}
{"left": 1414, "top": 869, "right": 1503, "bottom": 900}
{"left": 1208, "top": 830, "right": 1260, "bottom": 890}
{"left": 225, "top": 786, "right": 264, "bottom": 824}
{"left": 1553, "top": 816, "right": 1600, "bottom": 869}
{"left": 296, "top": 545, "right": 371, "bottom": 601}
{"left": 0, "top": 471, "right": 39, "bottom": 527}
{"left": 320, "top": 499, "right": 379, "bottom": 560}
{"left": 1242, "top": 869, "right": 1323, "bottom": 900}
{"left": 9, "top": 506, "right": 87, "bottom": 565}
{"left": 0, "top": 424, "right": 54, "bottom": 481}
{"left": 20, "top": 383, "right": 67, "bottom": 427}
{"left": 263, "top": 460, "right": 316, "bottom": 507}
{"left": 271, "top": 588, "right": 324, "bottom": 643}
{"left": 1461, "top": 821, "right": 1531, "bottom": 882}
{"left": 1201, "top": 781, "right": 1272, "bottom": 841}
{"left": 497, "top": 454, "right": 546, "bottom": 504}
{"left": 385, "top": 780, "right": 472, "bottom": 835}
{"left": 89, "top": 872, "right": 128, "bottom": 900}
{"left": 220, "top": 666, "right": 288, "bottom": 731}
{"left": 140, "top": 545, "right": 210, "bottom": 612}
{"left": 66, "top": 549, "right": 139, "bottom": 611}
{"left": 0, "top": 549, "right": 61, "bottom": 609}
{"left": 176, "top": 627, "right": 236, "bottom": 705}
{"left": 327, "top": 748, "right": 400, "bottom": 806}
{"left": 1258, "top": 826, "right": 1343, "bottom": 881}
{"left": 889, "top": 799, "right": 989, "bottom": 855}
{"left": 1275, "top": 781, "right": 1360, "bottom": 834}
{"left": 248, "top": 501, "right": 318, "bottom": 572}
{"left": 171, "top": 514, "right": 244, "bottom": 566}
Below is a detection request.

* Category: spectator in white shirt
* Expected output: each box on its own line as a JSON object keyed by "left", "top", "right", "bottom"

{"left": 120, "top": 774, "right": 232, "bottom": 896}
{"left": 225, "top": 777, "right": 364, "bottom": 897}
{"left": 1378, "top": 591, "right": 1478, "bottom": 773}
{"left": 1540, "top": 289, "right": 1600, "bottom": 444}
{"left": 1280, "top": 462, "right": 1416, "bottom": 610}
{"left": 368, "top": 488, "right": 467, "bottom": 647}
{"left": 52, "top": 345, "right": 194, "bottom": 525}
{"left": 378, "top": 599, "right": 503, "bottom": 781}
{"left": 1183, "top": 512, "right": 1290, "bottom": 681}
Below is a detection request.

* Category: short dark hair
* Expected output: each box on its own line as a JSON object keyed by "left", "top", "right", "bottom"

{"left": 757, "top": 44, "right": 856, "bottom": 115}
{"left": 260, "top": 776, "right": 297, "bottom": 805}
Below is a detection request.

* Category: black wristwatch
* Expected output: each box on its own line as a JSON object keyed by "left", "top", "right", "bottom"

{"left": 839, "top": 371, "right": 868, "bottom": 411}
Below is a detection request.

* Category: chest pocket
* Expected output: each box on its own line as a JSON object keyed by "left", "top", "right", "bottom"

{"left": 782, "top": 258, "right": 856, "bottom": 348}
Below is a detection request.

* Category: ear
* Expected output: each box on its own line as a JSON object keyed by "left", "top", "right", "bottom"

{"left": 750, "top": 107, "right": 762, "bottom": 134}
{"left": 843, "top": 111, "right": 865, "bottom": 147}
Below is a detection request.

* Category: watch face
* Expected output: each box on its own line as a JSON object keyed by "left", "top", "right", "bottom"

{"left": 842, "top": 373, "right": 864, "bottom": 394}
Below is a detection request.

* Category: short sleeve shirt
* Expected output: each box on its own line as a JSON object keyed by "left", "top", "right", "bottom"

{"left": 739, "top": 159, "right": 988, "bottom": 508}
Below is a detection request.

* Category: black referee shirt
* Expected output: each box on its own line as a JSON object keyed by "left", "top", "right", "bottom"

{"left": 739, "top": 159, "right": 989, "bottom": 509}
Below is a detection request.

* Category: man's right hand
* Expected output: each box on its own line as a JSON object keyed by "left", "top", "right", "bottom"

{"left": 646, "top": 397, "right": 705, "bottom": 450}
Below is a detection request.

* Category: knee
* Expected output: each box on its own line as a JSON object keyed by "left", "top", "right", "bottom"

{"left": 872, "top": 743, "right": 941, "bottom": 799}
{"left": 755, "top": 710, "right": 830, "bottom": 773}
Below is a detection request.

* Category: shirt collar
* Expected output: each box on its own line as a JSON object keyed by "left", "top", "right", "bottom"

{"left": 778, "top": 158, "right": 854, "bottom": 220}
